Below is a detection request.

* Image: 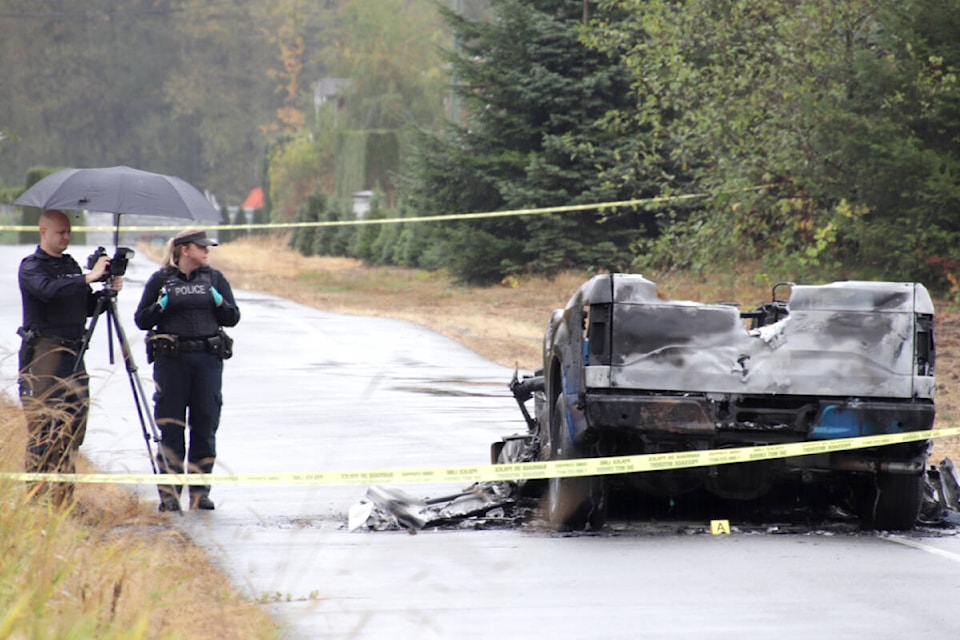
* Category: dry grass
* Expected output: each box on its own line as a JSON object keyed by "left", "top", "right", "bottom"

{"left": 0, "top": 396, "right": 280, "bottom": 639}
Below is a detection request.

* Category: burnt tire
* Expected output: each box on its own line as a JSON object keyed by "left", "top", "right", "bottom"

{"left": 545, "top": 394, "right": 607, "bottom": 531}
{"left": 858, "top": 472, "right": 924, "bottom": 531}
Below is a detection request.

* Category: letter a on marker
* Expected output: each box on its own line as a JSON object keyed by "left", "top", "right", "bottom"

{"left": 710, "top": 520, "right": 731, "bottom": 535}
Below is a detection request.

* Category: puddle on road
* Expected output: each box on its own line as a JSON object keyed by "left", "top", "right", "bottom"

{"left": 389, "top": 385, "right": 502, "bottom": 398}
{"left": 389, "top": 377, "right": 510, "bottom": 398}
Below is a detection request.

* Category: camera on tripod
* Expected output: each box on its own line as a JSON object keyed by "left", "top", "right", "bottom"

{"left": 87, "top": 246, "right": 135, "bottom": 281}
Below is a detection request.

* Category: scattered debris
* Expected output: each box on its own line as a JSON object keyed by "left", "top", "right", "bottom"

{"left": 348, "top": 482, "right": 535, "bottom": 533}
{"left": 349, "top": 458, "right": 960, "bottom": 534}
{"left": 920, "top": 458, "right": 960, "bottom": 526}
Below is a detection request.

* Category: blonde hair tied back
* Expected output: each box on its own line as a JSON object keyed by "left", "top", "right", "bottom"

{"left": 161, "top": 228, "right": 203, "bottom": 268}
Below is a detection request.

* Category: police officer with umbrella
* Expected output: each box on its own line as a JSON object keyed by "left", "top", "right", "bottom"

{"left": 134, "top": 228, "right": 240, "bottom": 512}
{"left": 15, "top": 166, "right": 226, "bottom": 509}
{"left": 17, "top": 209, "right": 123, "bottom": 506}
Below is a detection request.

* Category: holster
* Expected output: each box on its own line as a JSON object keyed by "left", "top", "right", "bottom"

{"left": 208, "top": 328, "right": 234, "bottom": 360}
{"left": 145, "top": 331, "right": 178, "bottom": 363}
{"left": 17, "top": 326, "right": 37, "bottom": 372}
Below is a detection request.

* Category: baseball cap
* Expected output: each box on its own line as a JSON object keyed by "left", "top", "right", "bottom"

{"left": 173, "top": 231, "right": 218, "bottom": 247}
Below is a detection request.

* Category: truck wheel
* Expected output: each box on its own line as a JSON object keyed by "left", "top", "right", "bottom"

{"left": 545, "top": 394, "right": 607, "bottom": 531}
{"left": 859, "top": 472, "right": 923, "bottom": 531}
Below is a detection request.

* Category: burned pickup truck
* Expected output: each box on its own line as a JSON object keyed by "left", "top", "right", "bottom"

{"left": 494, "top": 275, "right": 936, "bottom": 531}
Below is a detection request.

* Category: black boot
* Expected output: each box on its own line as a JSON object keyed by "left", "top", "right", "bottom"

{"left": 157, "top": 446, "right": 184, "bottom": 513}
{"left": 190, "top": 494, "right": 215, "bottom": 510}
{"left": 157, "top": 485, "right": 182, "bottom": 513}
{"left": 189, "top": 458, "right": 215, "bottom": 510}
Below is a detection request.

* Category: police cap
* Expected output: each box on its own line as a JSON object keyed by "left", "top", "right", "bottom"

{"left": 174, "top": 231, "right": 219, "bottom": 247}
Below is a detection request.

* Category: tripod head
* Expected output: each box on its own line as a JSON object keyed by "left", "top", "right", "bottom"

{"left": 87, "top": 246, "right": 135, "bottom": 283}
{"left": 76, "top": 243, "right": 135, "bottom": 369}
{"left": 98, "top": 286, "right": 120, "bottom": 300}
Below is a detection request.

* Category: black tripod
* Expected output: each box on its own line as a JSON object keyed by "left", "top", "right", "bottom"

{"left": 75, "top": 287, "right": 175, "bottom": 481}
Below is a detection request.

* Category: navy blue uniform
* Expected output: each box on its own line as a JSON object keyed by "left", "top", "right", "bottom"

{"left": 135, "top": 265, "right": 240, "bottom": 505}
{"left": 19, "top": 247, "right": 99, "bottom": 339}
{"left": 18, "top": 246, "right": 100, "bottom": 504}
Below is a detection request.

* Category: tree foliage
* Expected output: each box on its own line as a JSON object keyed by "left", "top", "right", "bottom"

{"left": 0, "top": 0, "right": 321, "bottom": 203}
{"left": 321, "top": 0, "right": 450, "bottom": 131}
{"left": 0, "top": 1, "right": 186, "bottom": 185}
{"left": 7, "top": 0, "right": 958, "bottom": 291}
{"left": 266, "top": 134, "right": 329, "bottom": 224}
{"left": 259, "top": 0, "right": 451, "bottom": 233}
{"left": 592, "top": 0, "right": 960, "bottom": 287}
{"left": 399, "top": 0, "right": 652, "bottom": 284}
{"left": 257, "top": 0, "right": 332, "bottom": 136}
{"left": 164, "top": 0, "right": 280, "bottom": 199}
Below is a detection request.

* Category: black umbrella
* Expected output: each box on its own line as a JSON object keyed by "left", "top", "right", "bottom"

{"left": 15, "top": 165, "right": 220, "bottom": 244}
{"left": 16, "top": 166, "right": 221, "bottom": 485}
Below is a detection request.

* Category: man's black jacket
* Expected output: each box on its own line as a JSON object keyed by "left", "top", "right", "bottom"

{"left": 19, "top": 246, "right": 98, "bottom": 340}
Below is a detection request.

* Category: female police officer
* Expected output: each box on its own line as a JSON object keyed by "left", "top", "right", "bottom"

{"left": 135, "top": 229, "right": 240, "bottom": 512}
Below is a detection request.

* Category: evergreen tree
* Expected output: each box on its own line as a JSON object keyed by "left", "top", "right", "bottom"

{"left": 351, "top": 193, "right": 386, "bottom": 263}
{"left": 825, "top": 0, "right": 960, "bottom": 287}
{"left": 401, "top": 0, "right": 654, "bottom": 283}
{"left": 291, "top": 191, "right": 327, "bottom": 256}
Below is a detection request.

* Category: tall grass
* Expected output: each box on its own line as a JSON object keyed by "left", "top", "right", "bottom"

{"left": 0, "top": 395, "right": 279, "bottom": 639}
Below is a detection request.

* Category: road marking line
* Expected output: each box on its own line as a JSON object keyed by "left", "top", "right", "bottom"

{"left": 882, "top": 536, "right": 960, "bottom": 564}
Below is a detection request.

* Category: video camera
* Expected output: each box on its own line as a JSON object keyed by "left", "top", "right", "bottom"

{"left": 87, "top": 246, "right": 135, "bottom": 281}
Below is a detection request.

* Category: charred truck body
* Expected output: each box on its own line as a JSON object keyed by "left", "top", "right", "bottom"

{"left": 497, "top": 275, "right": 935, "bottom": 531}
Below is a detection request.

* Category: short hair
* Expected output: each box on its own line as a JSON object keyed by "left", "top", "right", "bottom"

{"left": 39, "top": 209, "right": 68, "bottom": 226}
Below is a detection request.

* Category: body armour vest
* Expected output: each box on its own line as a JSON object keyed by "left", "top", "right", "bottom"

{"left": 156, "top": 267, "right": 220, "bottom": 337}
{"left": 19, "top": 251, "right": 90, "bottom": 339}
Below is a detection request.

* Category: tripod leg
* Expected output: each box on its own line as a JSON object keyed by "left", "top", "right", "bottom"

{"left": 73, "top": 293, "right": 110, "bottom": 373}
{"left": 104, "top": 297, "right": 180, "bottom": 484}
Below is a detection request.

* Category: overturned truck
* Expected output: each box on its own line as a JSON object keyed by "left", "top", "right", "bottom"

{"left": 494, "top": 275, "right": 936, "bottom": 531}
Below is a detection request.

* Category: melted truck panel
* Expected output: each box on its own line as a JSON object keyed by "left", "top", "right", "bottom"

{"left": 577, "top": 276, "right": 933, "bottom": 400}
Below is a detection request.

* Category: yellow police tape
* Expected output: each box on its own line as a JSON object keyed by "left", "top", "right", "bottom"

{"left": 4, "top": 427, "right": 959, "bottom": 487}
{"left": 0, "top": 192, "right": 716, "bottom": 233}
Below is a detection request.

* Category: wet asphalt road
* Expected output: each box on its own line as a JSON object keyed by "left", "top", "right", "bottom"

{"left": 3, "top": 243, "right": 960, "bottom": 639}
